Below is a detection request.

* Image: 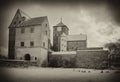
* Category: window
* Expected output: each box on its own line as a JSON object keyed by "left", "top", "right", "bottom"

{"left": 46, "top": 24, "right": 47, "bottom": 27}
{"left": 43, "top": 42, "right": 45, "bottom": 47}
{"left": 45, "top": 31, "right": 47, "bottom": 35}
{"left": 30, "top": 28, "right": 34, "bottom": 33}
{"left": 14, "top": 21, "right": 16, "bottom": 25}
{"left": 19, "top": 21, "right": 21, "bottom": 23}
{"left": 21, "top": 28, "right": 25, "bottom": 33}
{"left": 21, "top": 42, "right": 24, "bottom": 47}
{"left": 35, "top": 57, "right": 37, "bottom": 60}
{"left": 30, "top": 41, "right": 34, "bottom": 47}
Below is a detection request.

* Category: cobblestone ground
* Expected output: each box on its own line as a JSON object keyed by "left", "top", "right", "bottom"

{"left": 0, "top": 67, "right": 120, "bottom": 82}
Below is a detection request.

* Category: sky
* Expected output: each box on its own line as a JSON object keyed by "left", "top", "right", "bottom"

{"left": 0, "top": 0, "right": 120, "bottom": 55}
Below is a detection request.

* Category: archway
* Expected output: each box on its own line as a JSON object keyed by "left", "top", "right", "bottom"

{"left": 24, "top": 54, "right": 31, "bottom": 61}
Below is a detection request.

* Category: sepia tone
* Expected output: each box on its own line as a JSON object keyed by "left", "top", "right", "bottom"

{"left": 0, "top": 0, "right": 120, "bottom": 82}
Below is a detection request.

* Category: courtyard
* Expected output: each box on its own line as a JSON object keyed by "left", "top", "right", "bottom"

{"left": 0, "top": 67, "right": 120, "bottom": 82}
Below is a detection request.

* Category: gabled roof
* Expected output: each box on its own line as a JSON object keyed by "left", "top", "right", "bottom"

{"left": 66, "top": 34, "right": 87, "bottom": 41}
{"left": 17, "top": 16, "right": 47, "bottom": 27}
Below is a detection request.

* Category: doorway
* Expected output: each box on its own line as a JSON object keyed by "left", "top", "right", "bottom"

{"left": 24, "top": 54, "right": 31, "bottom": 61}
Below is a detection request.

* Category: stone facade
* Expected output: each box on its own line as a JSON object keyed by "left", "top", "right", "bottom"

{"left": 8, "top": 9, "right": 25, "bottom": 59}
{"left": 8, "top": 9, "right": 50, "bottom": 66}
{"left": 76, "top": 50, "right": 108, "bottom": 68}
{"left": 49, "top": 50, "right": 108, "bottom": 68}
{"left": 60, "top": 34, "right": 87, "bottom": 51}
{"left": 53, "top": 21, "right": 69, "bottom": 51}
{"left": 67, "top": 40, "right": 87, "bottom": 51}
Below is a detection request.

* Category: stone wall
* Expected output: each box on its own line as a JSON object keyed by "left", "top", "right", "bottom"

{"left": 15, "top": 47, "right": 48, "bottom": 66}
{"left": 67, "top": 40, "right": 87, "bottom": 51}
{"left": 76, "top": 50, "right": 108, "bottom": 69}
{"left": 49, "top": 50, "right": 108, "bottom": 69}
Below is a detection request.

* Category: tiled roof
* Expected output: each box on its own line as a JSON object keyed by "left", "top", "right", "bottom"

{"left": 18, "top": 16, "right": 47, "bottom": 27}
{"left": 66, "top": 34, "right": 87, "bottom": 41}
{"left": 54, "top": 21, "right": 66, "bottom": 27}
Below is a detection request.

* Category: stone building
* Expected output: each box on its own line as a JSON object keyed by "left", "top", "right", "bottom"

{"left": 8, "top": 9, "right": 50, "bottom": 66}
{"left": 53, "top": 20, "right": 69, "bottom": 51}
{"left": 60, "top": 34, "right": 87, "bottom": 51}
{"left": 50, "top": 20, "right": 109, "bottom": 68}
{"left": 53, "top": 20, "right": 87, "bottom": 52}
{"left": 8, "top": 9, "right": 28, "bottom": 59}
{"left": 50, "top": 50, "right": 108, "bottom": 68}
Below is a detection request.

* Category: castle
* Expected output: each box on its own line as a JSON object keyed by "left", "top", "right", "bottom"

{"left": 8, "top": 9, "right": 50, "bottom": 65}
{"left": 8, "top": 9, "right": 108, "bottom": 68}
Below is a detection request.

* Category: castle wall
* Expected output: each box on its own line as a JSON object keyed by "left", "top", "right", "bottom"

{"left": 76, "top": 50, "right": 108, "bottom": 68}
{"left": 49, "top": 50, "right": 108, "bottom": 68}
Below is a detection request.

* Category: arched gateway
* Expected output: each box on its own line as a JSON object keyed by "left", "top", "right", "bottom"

{"left": 24, "top": 54, "right": 31, "bottom": 61}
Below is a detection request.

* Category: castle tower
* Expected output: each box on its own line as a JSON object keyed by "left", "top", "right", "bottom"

{"left": 8, "top": 9, "right": 29, "bottom": 59}
{"left": 53, "top": 19, "right": 69, "bottom": 51}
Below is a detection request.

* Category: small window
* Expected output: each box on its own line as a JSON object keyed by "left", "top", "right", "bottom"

{"left": 46, "top": 24, "right": 47, "bottom": 27}
{"left": 16, "top": 17, "right": 19, "bottom": 20}
{"left": 14, "top": 21, "right": 16, "bottom": 25}
{"left": 21, "top": 28, "right": 25, "bottom": 33}
{"left": 45, "top": 31, "right": 47, "bottom": 35}
{"left": 30, "top": 41, "right": 34, "bottom": 47}
{"left": 30, "top": 28, "right": 34, "bottom": 33}
{"left": 43, "top": 42, "right": 45, "bottom": 47}
{"left": 35, "top": 57, "right": 37, "bottom": 60}
{"left": 21, "top": 42, "right": 24, "bottom": 47}
{"left": 19, "top": 21, "right": 21, "bottom": 23}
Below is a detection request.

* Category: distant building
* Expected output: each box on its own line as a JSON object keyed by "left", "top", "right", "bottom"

{"left": 53, "top": 20, "right": 87, "bottom": 52}
{"left": 8, "top": 9, "right": 50, "bottom": 66}
{"left": 53, "top": 20, "right": 69, "bottom": 51}
{"left": 50, "top": 20, "right": 109, "bottom": 68}
{"left": 60, "top": 34, "right": 87, "bottom": 51}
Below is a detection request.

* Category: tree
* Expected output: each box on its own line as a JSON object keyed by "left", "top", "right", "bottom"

{"left": 105, "top": 40, "right": 120, "bottom": 68}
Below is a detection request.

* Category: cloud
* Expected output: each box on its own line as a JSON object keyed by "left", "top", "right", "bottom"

{"left": 1, "top": 2, "right": 120, "bottom": 52}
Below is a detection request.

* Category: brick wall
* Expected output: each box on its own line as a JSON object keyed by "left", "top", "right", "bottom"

{"left": 76, "top": 50, "right": 108, "bottom": 69}
{"left": 49, "top": 50, "right": 108, "bottom": 69}
{"left": 67, "top": 40, "right": 87, "bottom": 51}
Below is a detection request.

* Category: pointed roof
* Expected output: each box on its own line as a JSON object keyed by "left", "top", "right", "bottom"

{"left": 54, "top": 18, "right": 67, "bottom": 27}
{"left": 9, "top": 9, "right": 31, "bottom": 28}
{"left": 17, "top": 16, "right": 47, "bottom": 27}
{"left": 19, "top": 9, "right": 31, "bottom": 20}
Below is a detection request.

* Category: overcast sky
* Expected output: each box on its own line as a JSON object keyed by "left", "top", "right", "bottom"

{"left": 0, "top": 0, "right": 120, "bottom": 55}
